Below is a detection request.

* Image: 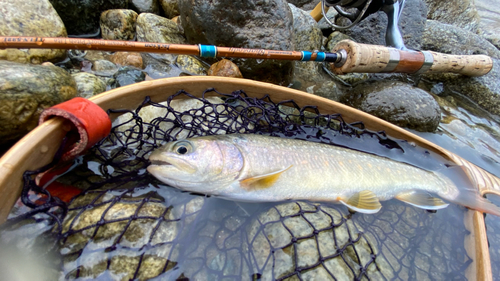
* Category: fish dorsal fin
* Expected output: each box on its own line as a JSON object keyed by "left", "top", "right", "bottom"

{"left": 240, "top": 166, "right": 292, "bottom": 190}
{"left": 339, "top": 190, "right": 382, "bottom": 214}
{"left": 395, "top": 191, "right": 449, "bottom": 210}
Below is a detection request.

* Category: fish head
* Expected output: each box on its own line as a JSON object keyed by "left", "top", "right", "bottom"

{"left": 147, "top": 137, "right": 243, "bottom": 194}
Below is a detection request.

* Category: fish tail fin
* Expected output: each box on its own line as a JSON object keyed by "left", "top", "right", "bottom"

{"left": 452, "top": 190, "right": 500, "bottom": 217}
{"left": 441, "top": 165, "right": 500, "bottom": 217}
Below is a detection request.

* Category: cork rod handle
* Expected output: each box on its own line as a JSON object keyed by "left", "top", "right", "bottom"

{"left": 331, "top": 40, "right": 493, "bottom": 77}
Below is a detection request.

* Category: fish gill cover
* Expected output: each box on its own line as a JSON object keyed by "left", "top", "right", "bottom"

{"left": 0, "top": 88, "right": 473, "bottom": 280}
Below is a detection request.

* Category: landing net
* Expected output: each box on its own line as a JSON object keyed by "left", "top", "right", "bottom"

{"left": 1, "top": 88, "right": 473, "bottom": 280}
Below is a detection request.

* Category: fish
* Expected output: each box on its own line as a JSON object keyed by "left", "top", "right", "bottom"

{"left": 147, "top": 134, "right": 500, "bottom": 216}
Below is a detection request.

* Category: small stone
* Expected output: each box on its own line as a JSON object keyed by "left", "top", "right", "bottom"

{"left": 72, "top": 72, "right": 107, "bottom": 99}
{"left": 207, "top": 59, "right": 243, "bottom": 78}
{"left": 175, "top": 55, "right": 207, "bottom": 75}
{"left": 109, "top": 66, "right": 146, "bottom": 89}
{"left": 100, "top": 9, "right": 138, "bottom": 41}
{"left": 130, "top": 0, "right": 160, "bottom": 14}
{"left": 0, "top": 0, "right": 67, "bottom": 64}
{"left": 109, "top": 52, "right": 144, "bottom": 69}
{"left": 159, "top": 0, "right": 180, "bottom": 18}
{"left": 325, "top": 32, "right": 352, "bottom": 53}
{"left": 0, "top": 61, "right": 77, "bottom": 144}
{"left": 136, "top": 13, "right": 186, "bottom": 64}
{"left": 91, "top": 60, "right": 119, "bottom": 77}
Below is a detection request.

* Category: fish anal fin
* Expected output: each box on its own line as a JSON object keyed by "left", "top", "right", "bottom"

{"left": 240, "top": 165, "right": 292, "bottom": 190}
{"left": 339, "top": 190, "right": 382, "bottom": 214}
{"left": 396, "top": 191, "right": 449, "bottom": 210}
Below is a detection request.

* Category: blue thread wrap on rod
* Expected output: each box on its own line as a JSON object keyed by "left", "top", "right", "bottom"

{"left": 199, "top": 45, "right": 217, "bottom": 58}
{"left": 301, "top": 51, "right": 312, "bottom": 61}
{"left": 315, "top": 52, "right": 326, "bottom": 61}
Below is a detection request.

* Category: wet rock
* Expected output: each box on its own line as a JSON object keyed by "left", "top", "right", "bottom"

{"left": 100, "top": 9, "right": 138, "bottom": 41}
{"left": 72, "top": 72, "right": 107, "bottom": 99}
{"left": 109, "top": 67, "right": 146, "bottom": 89}
{"left": 130, "top": 0, "right": 160, "bottom": 14}
{"left": 49, "top": 0, "right": 128, "bottom": 36}
{"left": 422, "top": 20, "right": 500, "bottom": 59}
{"left": 208, "top": 59, "right": 243, "bottom": 78}
{"left": 142, "top": 58, "right": 182, "bottom": 79}
{"left": 0, "top": 61, "right": 77, "bottom": 144}
{"left": 113, "top": 96, "right": 253, "bottom": 144}
{"left": 286, "top": 0, "right": 316, "bottom": 9}
{"left": 60, "top": 192, "right": 202, "bottom": 280}
{"left": 0, "top": 0, "right": 67, "bottom": 64}
{"left": 476, "top": 0, "right": 500, "bottom": 50}
{"left": 175, "top": 55, "right": 207, "bottom": 76}
{"left": 159, "top": 0, "right": 180, "bottom": 19}
{"left": 341, "top": 81, "right": 441, "bottom": 132}
{"left": 178, "top": 0, "right": 295, "bottom": 85}
{"left": 423, "top": 0, "right": 480, "bottom": 32}
{"left": 317, "top": 7, "right": 339, "bottom": 31}
{"left": 422, "top": 58, "right": 500, "bottom": 116}
{"left": 325, "top": 31, "right": 351, "bottom": 53}
{"left": 340, "top": 0, "right": 427, "bottom": 50}
{"left": 308, "top": 81, "right": 345, "bottom": 102}
{"left": 136, "top": 13, "right": 186, "bottom": 65}
{"left": 289, "top": 3, "right": 327, "bottom": 91}
{"left": 91, "top": 60, "right": 119, "bottom": 76}
{"left": 109, "top": 52, "right": 144, "bottom": 69}
{"left": 246, "top": 202, "right": 394, "bottom": 280}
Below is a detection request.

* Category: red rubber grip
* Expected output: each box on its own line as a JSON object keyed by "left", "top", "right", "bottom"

{"left": 39, "top": 97, "right": 111, "bottom": 161}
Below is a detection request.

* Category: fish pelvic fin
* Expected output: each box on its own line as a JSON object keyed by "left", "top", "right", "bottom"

{"left": 339, "top": 190, "right": 382, "bottom": 214}
{"left": 240, "top": 165, "right": 292, "bottom": 191}
{"left": 395, "top": 191, "right": 449, "bottom": 210}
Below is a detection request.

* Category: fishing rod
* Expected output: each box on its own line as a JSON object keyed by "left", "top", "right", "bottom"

{"left": 0, "top": 36, "right": 493, "bottom": 76}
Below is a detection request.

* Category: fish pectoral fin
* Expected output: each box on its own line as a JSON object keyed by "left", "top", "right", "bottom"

{"left": 240, "top": 165, "right": 292, "bottom": 190}
{"left": 339, "top": 190, "right": 382, "bottom": 214}
{"left": 395, "top": 191, "right": 449, "bottom": 210}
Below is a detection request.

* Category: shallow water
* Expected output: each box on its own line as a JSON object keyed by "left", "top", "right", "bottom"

{"left": 1, "top": 88, "right": 500, "bottom": 280}
{"left": 413, "top": 92, "right": 500, "bottom": 279}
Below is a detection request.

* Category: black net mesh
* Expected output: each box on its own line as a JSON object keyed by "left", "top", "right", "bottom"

{"left": 0, "top": 88, "right": 478, "bottom": 280}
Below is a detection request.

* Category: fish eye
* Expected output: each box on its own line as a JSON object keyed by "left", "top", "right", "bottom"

{"left": 172, "top": 141, "right": 193, "bottom": 155}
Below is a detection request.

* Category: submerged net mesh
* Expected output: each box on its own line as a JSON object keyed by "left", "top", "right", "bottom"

{"left": 0, "top": 88, "right": 476, "bottom": 280}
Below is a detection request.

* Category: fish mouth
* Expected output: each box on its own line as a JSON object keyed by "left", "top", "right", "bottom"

{"left": 149, "top": 159, "right": 172, "bottom": 166}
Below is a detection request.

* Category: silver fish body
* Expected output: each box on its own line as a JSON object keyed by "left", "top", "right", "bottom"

{"left": 147, "top": 134, "right": 500, "bottom": 215}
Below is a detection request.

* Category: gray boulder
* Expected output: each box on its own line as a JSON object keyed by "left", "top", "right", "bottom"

{"left": 423, "top": 0, "right": 480, "bottom": 33}
{"left": 340, "top": 0, "right": 427, "bottom": 50}
{"left": 476, "top": 0, "right": 500, "bottom": 50}
{"left": 178, "top": 0, "right": 295, "bottom": 85}
{"left": 0, "top": 0, "right": 67, "bottom": 64}
{"left": 422, "top": 20, "right": 500, "bottom": 59}
{"left": 423, "top": 58, "right": 500, "bottom": 116}
{"left": 0, "top": 61, "right": 77, "bottom": 144}
{"left": 341, "top": 81, "right": 441, "bottom": 132}
{"left": 49, "top": 0, "right": 128, "bottom": 35}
